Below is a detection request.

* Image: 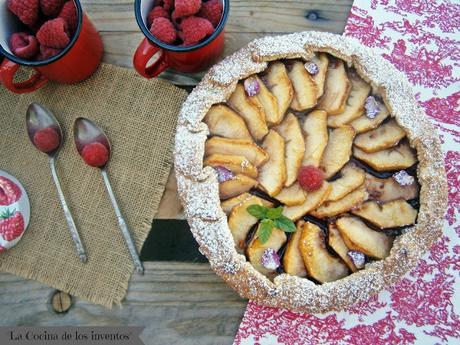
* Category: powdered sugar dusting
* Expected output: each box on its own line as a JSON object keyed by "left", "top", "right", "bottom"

{"left": 393, "top": 170, "right": 415, "bottom": 186}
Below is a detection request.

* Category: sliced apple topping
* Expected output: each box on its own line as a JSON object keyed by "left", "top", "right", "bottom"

{"left": 336, "top": 216, "right": 394, "bottom": 259}
{"left": 228, "top": 83, "right": 269, "bottom": 141}
{"left": 353, "top": 142, "right": 417, "bottom": 172}
{"left": 247, "top": 227, "right": 287, "bottom": 277}
{"left": 219, "top": 174, "right": 258, "bottom": 200}
{"left": 301, "top": 110, "right": 328, "bottom": 167}
{"left": 274, "top": 182, "right": 307, "bottom": 206}
{"left": 320, "top": 126, "right": 355, "bottom": 179}
{"left": 310, "top": 53, "right": 329, "bottom": 98}
{"left": 245, "top": 75, "right": 280, "bottom": 126}
{"left": 264, "top": 62, "right": 294, "bottom": 123}
{"left": 350, "top": 105, "right": 390, "bottom": 134}
{"left": 327, "top": 70, "right": 370, "bottom": 127}
{"left": 299, "top": 222, "right": 349, "bottom": 283}
{"left": 274, "top": 113, "right": 305, "bottom": 186}
{"left": 352, "top": 200, "right": 418, "bottom": 229}
{"left": 258, "top": 130, "right": 287, "bottom": 196}
{"left": 354, "top": 119, "right": 406, "bottom": 153}
{"left": 311, "top": 185, "right": 368, "bottom": 218}
{"left": 326, "top": 164, "right": 366, "bottom": 201}
{"left": 204, "top": 153, "right": 258, "bottom": 178}
{"left": 221, "top": 193, "right": 273, "bottom": 215}
{"left": 287, "top": 61, "right": 318, "bottom": 111}
{"left": 282, "top": 182, "right": 331, "bottom": 221}
{"left": 205, "top": 137, "right": 269, "bottom": 167}
{"left": 283, "top": 221, "right": 307, "bottom": 277}
{"left": 365, "top": 173, "right": 418, "bottom": 203}
{"left": 328, "top": 224, "right": 358, "bottom": 272}
{"left": 317, "top": 59, "right": 351, "bottom": 115}
{"left": 204, "top": 104, "right": 252, "bottom": 140}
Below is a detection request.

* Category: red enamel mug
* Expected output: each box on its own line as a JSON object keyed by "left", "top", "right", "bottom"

{"left": 0, "top": 0, "right": 103, "bottom": 94}
{"left": 133, "top": 0, "right": 229, "bottom": 78}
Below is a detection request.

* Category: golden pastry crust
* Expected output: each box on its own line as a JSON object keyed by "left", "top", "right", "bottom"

{"left": 174, "top": 32, "right": 447, "bottom": 313}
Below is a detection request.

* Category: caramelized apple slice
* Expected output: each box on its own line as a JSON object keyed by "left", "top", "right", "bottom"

{"left": 204, "top": 153, "right": 258, "bottom": 178}
{"left": 352, "top": 200, "right": 418, "bottom": 229}
{"left": 317, "top": 59, "right": 351, "bottom": 115}
{"left": 350, "top": 106, "right": 390, "bottom": 134}
{"left": 326, "top": 164, "right": 366, "bottom": 201}
{"left": 247, "top": 226, "right": 287, "bottom": 277}
{"left": 365, "top": 174, "right": 419, "bottom": 202}
{"left": 228, "top": 195, "right": 267, "bottom": 253}
{"left": 327, "top": 71, "right": 370, "bottom": 127}
{"left": 245, "top": 75, "right": 280, "bottom": 126}
{"left": 274, "top": 113, "right": 305, "bottom": 186}
{"left": 301, "top": 110, "right": 328, "bottom": 167}
{"left": 320, "top": 126, "right": 355, "bottom": 179}
{"left": 311, "top": 186, "right": 368, "bottom": 218}
{"left": 283, "top": 220, "right": 307, "bottom": 277}
{"left": 219, "top": 174, "right": 258, "bottom": 200}
{"left": 287, "top": 61, "right": 318, "bottom": 111}
{"left": 336, "top": 216, "right": 393, "bottom": 259}
{"left": 353, "top": 142, "right": 417, "bottom": 171}
{"left": 274, "top": 182, "right": 306, "bottom": 206}
{"left": 264, "top": 62, "right": 294, "bottom": 123}
{"left": 258, "top": 130, "right": 287, "bottom": 196}
{"left": 299, "top": 222, "right": 349, "bottom": 283}
{"left": 204, "top": 104, "right": 252, "bottom": 140}
{"left": 205, "top": 137, "right": 269, "bottom": 167}
{"left": 328, "top": 224, "right": 357, "bottom": 272}
{"left": 282, "top": 182, "right": 331, "bottom": 221}
{"left": 310, "top": 53, "right": 329, "bottom": 98}
{"left": 354, "top": 119, "right": 406, "bottom": 153}
{"left": 228, "top": 83, "right": 269, "bottom": 141}
{"left": 221, "top": 193, "right": 273, "bottom": 215}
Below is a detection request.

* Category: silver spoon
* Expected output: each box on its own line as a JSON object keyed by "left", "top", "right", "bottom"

{"left": 73, "top": 117, "right": 144, "bottom": 274}
{"left": 26, "top": 102, "right": 87, "bottom": 263}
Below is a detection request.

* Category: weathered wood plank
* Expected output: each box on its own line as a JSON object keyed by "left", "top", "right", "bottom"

{"left": 0, "top": 263, "right": 246, "bottom": 345}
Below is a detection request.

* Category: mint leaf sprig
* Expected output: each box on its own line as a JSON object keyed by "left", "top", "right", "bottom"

{"left": 246, "top": 205, "right": 296, "bottom": 244}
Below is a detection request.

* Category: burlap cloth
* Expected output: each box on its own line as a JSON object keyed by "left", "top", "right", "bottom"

{"left": 0, "top": 63, "right": 187, "bottom": 307}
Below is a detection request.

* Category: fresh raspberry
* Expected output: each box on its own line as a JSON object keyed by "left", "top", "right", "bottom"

{"left": 58, "top": 1, "right": 78, "bottom": 34}
{"left": 37, "top": 18, "right": 70, "bottom": 49}
{"left": 179, "top": 16, "right": 214, "bottom": 45}
{"left": 37, "top": 45, "right": 62, "bottom": 60}
{"left": 147, "top": 6, "right": 169, "bottom": 27}
{"left": 173, "top": 0, "right": 201, "bottom": 18}
{"left": 0, "top": 209, "right": 25, "bottom": 242}
{"left": 9, "top": 32, "right": 39, "bottom": 59}
{"left": 7, "top": 0, "right": 39, "bottom": 27}
{"left": 33, "top": 127, "right": 60, "bottom": 152}
{"left": 298, "top": 165, "right": 324, "bottom": 192}
{"left": 81, "top": 142, "right": 109, "bottom": 167}
{"left": 198, "top": 0, "right": 223, "bottom": 27}
{"left": 163, "top": 0, "right": 174, "bottom": 11}
{"left": 40, "top": 0, "right": 65, "bottom": 17}
{"left": 150, "top": 17, "right": 177, "bottom": 44}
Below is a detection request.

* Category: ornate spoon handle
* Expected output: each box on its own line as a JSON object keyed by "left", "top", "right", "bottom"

{"left": 101, "top": 169, "right": 144, "bottom": 274}
{"left": 49, "top": 156, "right": 87, "bottom": 262}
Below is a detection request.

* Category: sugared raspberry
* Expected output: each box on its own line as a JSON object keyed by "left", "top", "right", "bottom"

{"left": 197, "top": 0, "right": 222, "bottom": 27}
{"left": 8, "top": 0, "right": 39, "bottom": 27}
{"left": 150, "top": 17, "right": 177, "bottom": 44}
{"left": 298, "top": 165, "right": 324, "bottom": 192}
{"left": 58, "top": 1, "right": 78, "bottom": 34}
{"left": 179, "top": 16, "right": 214, "bottom": 46}
{"left": 40, "top": 0, "right": 65, "bottom": 17}
{"left": 37, "top": 18, "right": 70, "bottom": 49}
{"left": 147, "top": 6, "right": 169, "bottom": 27}
{"left": 37, "top": 45, "right": 62, "bottom": 60}
{"left": 9, "top": 32, "right": 39, "bottom": 59}
{"left": 33, "top": 127, "right": 60, "bottom": 153}
{"left": 173, "top": 0, "right": 201, "bottom": 18}
{"left": 81, "top": 142, "right": 109, "bottom": 167}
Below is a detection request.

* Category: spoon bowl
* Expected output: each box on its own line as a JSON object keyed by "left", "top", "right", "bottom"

{"left": 73, "top": 117, "right": 111, "bottom": 167}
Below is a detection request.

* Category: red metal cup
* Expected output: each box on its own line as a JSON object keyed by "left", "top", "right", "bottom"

{"left": 133, "top": 0, "right": 229, "bottom": 78}
{"left": 0, "top": 0, "right": 103, "bottom": 94}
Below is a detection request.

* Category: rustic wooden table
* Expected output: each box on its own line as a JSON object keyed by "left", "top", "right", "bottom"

{"left": 0, "top": 1, "right": 353, "bottom": 344}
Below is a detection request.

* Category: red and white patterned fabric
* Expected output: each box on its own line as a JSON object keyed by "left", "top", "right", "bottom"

{"left": 234, "top": 1, "right": 460, "bottom": 344}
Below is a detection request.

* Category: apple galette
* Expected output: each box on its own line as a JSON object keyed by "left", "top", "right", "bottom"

{"left": 175, "top": 32, "right": 447, "bottom": 313}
